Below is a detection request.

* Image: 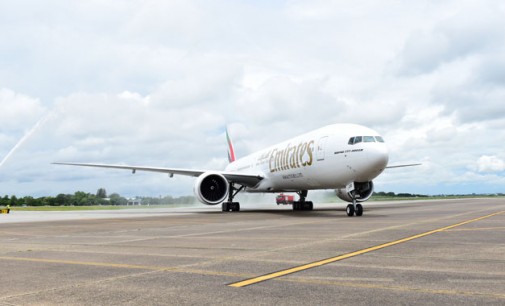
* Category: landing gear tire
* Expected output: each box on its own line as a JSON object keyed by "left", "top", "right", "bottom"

{"left": 222, "top": 202, "right": 229, "bottom": 212}
{"left": 293, "top": 202, "right": 300, "bottom": 211}
{"left": 355, "top": 204, "right": 363, "bottom": 216}
{"left": 292, "top": 201, "right": 313, "bottom": 211}
{"left": 222, "top": 202, "right": 240, "bottom": 212}
{"left": 231, "top": 202, "right": 240, "bottom": 212}
{"left": 346, "top": 204, "right": 355, "bottom": 217}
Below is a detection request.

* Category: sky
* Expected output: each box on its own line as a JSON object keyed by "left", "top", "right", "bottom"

{"left": 1, "top": 0, "right": 505, "bottom": 198}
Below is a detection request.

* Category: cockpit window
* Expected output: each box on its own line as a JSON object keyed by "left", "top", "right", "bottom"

{"left": 349, "top": 135, "right": 384, "bottom": 145}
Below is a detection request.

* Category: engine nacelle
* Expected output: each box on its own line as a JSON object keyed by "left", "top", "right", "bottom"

{"left": 336, "top": 181, "right": 374, "bottom": 203}
{"left": 193, "top": 172, "right": 229, "bottom": 205}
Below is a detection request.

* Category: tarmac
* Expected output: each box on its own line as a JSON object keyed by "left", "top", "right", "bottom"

{"left": 0, "top": 198, "right": 504, "bottom": 305}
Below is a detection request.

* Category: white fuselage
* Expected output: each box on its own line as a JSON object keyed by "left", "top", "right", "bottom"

{"left": 225, "top": 124, "right": 389, "bottom": 192}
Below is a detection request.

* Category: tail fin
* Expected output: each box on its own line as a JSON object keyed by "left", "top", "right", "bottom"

{"left": 226, "top": 127, "right": 236, "bottom": 163}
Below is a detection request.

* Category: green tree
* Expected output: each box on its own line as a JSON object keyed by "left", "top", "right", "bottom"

{"left": 42, "top": 197, "right": 57, "bottom": 206}
{"left": 0, "top": 195, "right": 9, "bottom": 207}
{"left": 109, "top": 193, "right": 127, "bottom": 205}
{"left": 24, "top": 196, "right": 43, "bottom": 206}
{"left": 73, "top": 191, "right": 89, "bottom": 206}
{"left": 10, "top": 195, "right": 18, "bottom": 206}
{"left": 96, "top": 188, "right": 107, "bottom": 199}
{"left": 55, "top": 194, "right": 68, "bottom": 206}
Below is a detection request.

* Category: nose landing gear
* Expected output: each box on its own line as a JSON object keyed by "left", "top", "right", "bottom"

{"left": 346, "top": 193, "right": 363, "bottom": 217}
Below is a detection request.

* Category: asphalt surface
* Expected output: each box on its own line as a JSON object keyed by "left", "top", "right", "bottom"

{"left": 0, "top": 198, "right": 504, "bottom": 305}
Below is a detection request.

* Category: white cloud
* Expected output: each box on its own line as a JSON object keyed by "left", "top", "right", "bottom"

{"left": 0, "top": 88, "right": 45, "bottom": 131}
{"left": 394, "top": 2, "right": 505, "bottom": 76}
{"left": 477, "top": 155, "right": 505, "bottom": 173}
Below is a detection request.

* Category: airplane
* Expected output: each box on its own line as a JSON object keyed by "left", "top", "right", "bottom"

{"left": 54, "top": 123, "right": 419, "bottom": 217}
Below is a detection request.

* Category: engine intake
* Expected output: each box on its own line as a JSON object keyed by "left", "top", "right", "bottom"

{"left": 336, "top": 181, "right": 374, "bottom": 202}
{"left": 193, "top": 172, "right": 229, "bottom": 205}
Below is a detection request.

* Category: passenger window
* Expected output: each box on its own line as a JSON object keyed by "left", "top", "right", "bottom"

{"left": 364, "top": 136, "right": 375, "bottom": 142}
{"left": 375, "top": 136, "right": 384, "bottom": 143}
{"left": 348, "top": 137, "right": 355, "bottom": 145}
{"left": 354, "top": 136, "right": 362, "bottom": 144}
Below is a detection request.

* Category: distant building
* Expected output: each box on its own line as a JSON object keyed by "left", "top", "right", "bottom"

{"left": 127, "top": 198, "right": 141, "bottom": 206}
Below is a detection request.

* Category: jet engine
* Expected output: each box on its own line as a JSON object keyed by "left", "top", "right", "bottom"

{"left": 193, "top": 172, "right": 229, "bottom": 205}
{"left": 336, "top": 181, "right": 374, "bottom": 202}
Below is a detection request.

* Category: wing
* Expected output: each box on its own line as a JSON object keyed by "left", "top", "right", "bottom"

{"left": 386, "top": 163, "right": 422, "bottom": 169}
{"left": 52, "top": 162, "right": 263, "bottom": 188}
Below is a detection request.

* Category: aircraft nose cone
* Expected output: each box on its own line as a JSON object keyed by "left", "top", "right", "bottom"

{"left": 378, "top": 145, "right": 389, "bottom": 166}
{"left": 354, "top": 144, "right": 389, "bottom": 182}
{"left": 369, "top": 144, "right": 389, "bottom": 172}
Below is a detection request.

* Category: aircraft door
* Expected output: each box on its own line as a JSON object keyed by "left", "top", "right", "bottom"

{"left": 316, "top": 136, "right": 328, "bottom": 161}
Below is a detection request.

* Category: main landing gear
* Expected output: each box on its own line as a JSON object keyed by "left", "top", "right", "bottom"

{"left": 293, "top": 190, "right": 313, "bottom": 211}
{"left": 222, "top": 183, "right": 244, "bottom": 212}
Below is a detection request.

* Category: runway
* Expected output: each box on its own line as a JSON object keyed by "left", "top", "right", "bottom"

{"left": 1, "top": 198, "right": 504, "bottom": 305}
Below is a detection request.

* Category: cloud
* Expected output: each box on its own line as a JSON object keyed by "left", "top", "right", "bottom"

{"left": 238, "top": 76, "right": 339, "bottom": 124}
{"left": 0, "top": 88, "right": 46, "bottom": 131}
{"left": 394, "top": 2, "right": 505, "bottom": 76}
{"left": 477, "top": 155, "right": 505, "bottom": 173}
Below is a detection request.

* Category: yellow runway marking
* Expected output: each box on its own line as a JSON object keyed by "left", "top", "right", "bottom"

{"left": 228, "top": 210, "right": 505, "bottom": 288}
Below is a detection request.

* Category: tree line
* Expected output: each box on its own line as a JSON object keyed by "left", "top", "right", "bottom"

{"left": 0, "top": 188, "right": 196, "bottom": 207}
{"left": 373, "top": 191, "right": 429, "bottom": 198}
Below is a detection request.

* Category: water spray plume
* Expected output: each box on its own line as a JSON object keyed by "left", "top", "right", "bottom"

{"left": 0, "top": 113, "right": 52, "bottom": 169}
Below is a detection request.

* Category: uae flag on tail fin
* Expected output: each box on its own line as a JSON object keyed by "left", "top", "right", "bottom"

{"left": 226, "top": 127, "right": 236, "bottom": 163}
